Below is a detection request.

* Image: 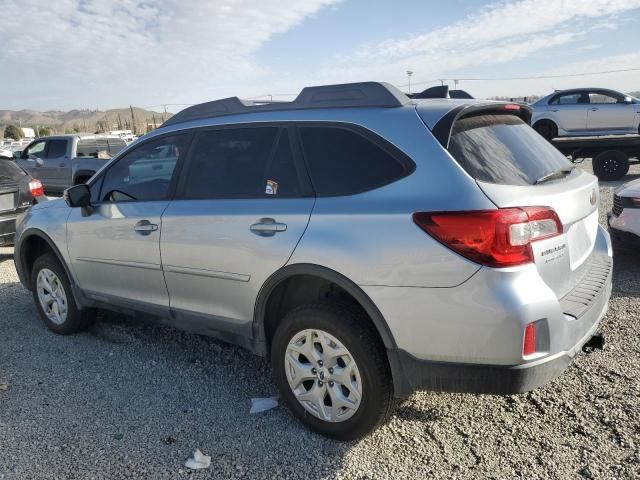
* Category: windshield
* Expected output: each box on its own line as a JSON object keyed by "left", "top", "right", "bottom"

{"left": 448, "top": 114, "right": 572, "bottom": 186}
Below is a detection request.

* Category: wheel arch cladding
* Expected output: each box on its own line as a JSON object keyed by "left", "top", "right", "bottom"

{"left": 19, "top": 230, "right": 74, "bottom": 291}
{"left": 254, "top": 263, "right": 398, "bottom": 353}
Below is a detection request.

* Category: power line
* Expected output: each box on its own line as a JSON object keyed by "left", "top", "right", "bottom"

{"left": 140, "top": 67, "right": 640, "bottom": 109}
{"left": 397, "top": 67, "right": 640, "bottom": 88}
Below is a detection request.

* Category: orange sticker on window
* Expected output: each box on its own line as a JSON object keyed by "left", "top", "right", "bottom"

{"left": 265, "top": 179, "right": 278, "bottom": 195}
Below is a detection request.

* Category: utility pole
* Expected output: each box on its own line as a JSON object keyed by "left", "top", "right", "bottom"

{"left": 162, "top": 104, "right": 167, "bottom": 123}
{"left": 406, "top": 71, "right": 413, "bottom": 94}
{"left": 129, "top": 105, "right": 136, "bottom": 135}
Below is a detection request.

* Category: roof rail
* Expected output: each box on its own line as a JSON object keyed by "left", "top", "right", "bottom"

{"left": 160, "top": 82, "right": 412, "bottom": 128}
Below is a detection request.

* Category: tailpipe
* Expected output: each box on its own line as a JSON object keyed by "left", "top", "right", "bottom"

{"left": 582, "top": 333, "right": 605, "bottom": 353}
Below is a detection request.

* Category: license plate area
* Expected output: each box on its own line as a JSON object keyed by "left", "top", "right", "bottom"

{"left": 0, "top": 192, "right": 16, "bottom": 213}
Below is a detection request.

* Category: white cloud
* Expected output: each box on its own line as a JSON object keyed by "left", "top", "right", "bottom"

{"left": 0, "top": 0, "right": 638, "bottom": 110}
{"left": 0, "top": 0, "right": 341, "bottom": 109}
{"left": 314, "top": 0, "right": 640, "bottom": 94}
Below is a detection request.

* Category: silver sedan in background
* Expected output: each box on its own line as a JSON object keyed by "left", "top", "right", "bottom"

{"left": 532, "top": 88, "right": 640, "bottom": 140}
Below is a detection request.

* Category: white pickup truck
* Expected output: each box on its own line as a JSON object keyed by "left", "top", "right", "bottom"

{"left": 16, "top": 134, "right": 127, "bottom": 194}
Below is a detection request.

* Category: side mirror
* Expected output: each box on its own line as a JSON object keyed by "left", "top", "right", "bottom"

{"left": 64, "top": 184, "right": 91, "bottom": 208}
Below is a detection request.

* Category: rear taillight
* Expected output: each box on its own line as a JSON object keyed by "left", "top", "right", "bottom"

{"left": 523, "top": 323, "right": 536, "bottom": 356}
{"left": 503, "top": 104, "right": 521, "bottom": 111}
{"left": 412, "top": 207, "right": 562, "bottom": 268}
{"left": 29, "top": 179, "right": 44, "bottom": 197}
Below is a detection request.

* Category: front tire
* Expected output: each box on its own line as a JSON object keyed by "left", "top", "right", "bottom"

{"left": 271, "top": 302, "right": 393, "bottom": 441}
{"left": 31, "top": 253, "right": 94, "bottom": 334}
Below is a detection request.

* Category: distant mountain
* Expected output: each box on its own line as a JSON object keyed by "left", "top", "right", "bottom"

{"left": 0, "top": 107, "right": 171, "bottom": 134}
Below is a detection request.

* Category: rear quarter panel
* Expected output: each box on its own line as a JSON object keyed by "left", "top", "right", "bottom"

{"left": 288, "top": 108, "right": 494, "bottom": 287}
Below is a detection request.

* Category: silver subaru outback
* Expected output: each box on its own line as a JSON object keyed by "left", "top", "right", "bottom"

{"left": 14, "top": 82, "right": 612, "bottom": 440}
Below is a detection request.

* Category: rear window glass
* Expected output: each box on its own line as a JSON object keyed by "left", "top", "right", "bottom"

{"left": 299, "top": 126, "right": 410, "bottom": 196}
{"left": 448, "top": 114, "right": 571, "bottom": 186}
{"left": 0, "top": 160, "right": 26, "bottom": 182}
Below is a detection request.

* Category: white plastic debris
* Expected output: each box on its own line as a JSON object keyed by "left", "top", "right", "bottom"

{"left": 249, "top": 396, "right": 279, "bottom": 414}
{"left": 185, "top": 449, "right": 211, "bottom": 470}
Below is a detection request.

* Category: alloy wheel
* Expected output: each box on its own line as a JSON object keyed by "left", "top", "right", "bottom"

{"left": 284, "top": 329, "right": 363, "bottom": 423}
{"left": 36, "top": 268, "right": 68, "bottom": 325}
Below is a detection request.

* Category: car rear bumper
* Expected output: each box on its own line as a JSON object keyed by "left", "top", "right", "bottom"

{"left": 388, "top": 273, "right": 610, "bottom": 396}
{"left": 366, "top": 225, "right": 613, "bottom": 397}
{"left": 0, "top": 214, "right": 16, "bottom": 245}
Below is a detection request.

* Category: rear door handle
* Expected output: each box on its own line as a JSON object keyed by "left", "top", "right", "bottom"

{"left": 590, "top": 107, "right": 599, "bottom": 111}
{"left": 250, "top": 218, "right": 287, "bottom": 237}
{"left": 134, "top": 220, "right": 158, "bottom": 235}
{"left": 59, "top": 163, "right": 66, "bottom": 167}
{"left": 551, "top": 108, "right": 559, "bottom": 112}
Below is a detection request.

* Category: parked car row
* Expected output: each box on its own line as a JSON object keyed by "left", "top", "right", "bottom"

{"left": 12, "top": 82, "right": 613, "bottom": 440}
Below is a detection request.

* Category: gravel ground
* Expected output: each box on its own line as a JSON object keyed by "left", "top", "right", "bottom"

{"left": 1, "top": 160, "right": 639, "bottom": 480}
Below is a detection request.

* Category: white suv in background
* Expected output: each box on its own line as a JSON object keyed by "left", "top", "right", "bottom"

{"left": 609, "top": 178, "right": 640, "bottom": 249}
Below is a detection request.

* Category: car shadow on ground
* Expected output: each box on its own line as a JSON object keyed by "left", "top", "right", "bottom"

{"left": 0, "top": 254, "right": 13, "bottom": 265}
{"left": 611, "top": 248, "right": 640, "bottom": 299}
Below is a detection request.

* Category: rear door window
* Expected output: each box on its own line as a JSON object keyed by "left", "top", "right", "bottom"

{"left": 46, "top": 140, "right": 68, "bottom": 158}
{"left": 181, "top": 126, "right": 309, "bottom": 199}
{"left": 299, "top": 126, "right": 412, "bottom": 196}
{"left": 447, "top": 114, "right": 571, "bottom": 186}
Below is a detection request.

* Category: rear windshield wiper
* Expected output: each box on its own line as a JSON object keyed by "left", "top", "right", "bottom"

{"left": 535, "top": 165, "right": 577, "bottom": 185}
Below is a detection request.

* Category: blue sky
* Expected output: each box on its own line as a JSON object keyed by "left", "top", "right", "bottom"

{"left": 0, "top": 0, "right": 638, "bottom": 111}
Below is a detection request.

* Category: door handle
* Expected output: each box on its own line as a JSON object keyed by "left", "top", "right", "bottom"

{"left": 134, "top": 220, "right": 158, "bottom": 235}
{"left": 250, "top": 218, "right": 287, "bottom": 237}
{"left": 59, "top": 163, "right": 66, "bottom": 167}
{"left": 590, "top": 107, "right": 598, "bottom": 111}
{"left": 551, "top": 108, "right": 559, "bottom": 112}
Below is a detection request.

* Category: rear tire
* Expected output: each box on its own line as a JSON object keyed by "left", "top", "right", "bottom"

{"left": 533, "top": 120, "right": 558, "bottom": 141}
{"left": 592, "top": 150, "right": 630, "bottom": 181}
{"left": 31, "top": 253, "right": 94, "bottom": 334}
{"left": 271, "top": 302, "right": 393, "bottom": 441}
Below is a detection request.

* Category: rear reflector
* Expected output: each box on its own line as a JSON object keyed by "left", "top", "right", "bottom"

{"left": 29, "top": 179, "right": 44, "bottom": 198}
{"left": 412, "top": 207, "right": 562, "bottom": 268}
{"left": 523, "top": 323, "right": 536, "bottom": 356}
{"left": 503, "top": 104, "right": 521, "bottom": 111}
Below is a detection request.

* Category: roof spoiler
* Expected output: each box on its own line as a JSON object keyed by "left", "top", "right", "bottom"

{"left": 160, "top": 82, "right": 413, "bottom": 128}
{"left": 431, "top": 103, "right": 533, "bottom": 148}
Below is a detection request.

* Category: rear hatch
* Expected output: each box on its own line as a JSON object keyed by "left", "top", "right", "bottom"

{"left": 0, "top": 161, "right": 32, "bottom": 216}
{"left": 428, "top": 107, "right": 599, "bottom": 299}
